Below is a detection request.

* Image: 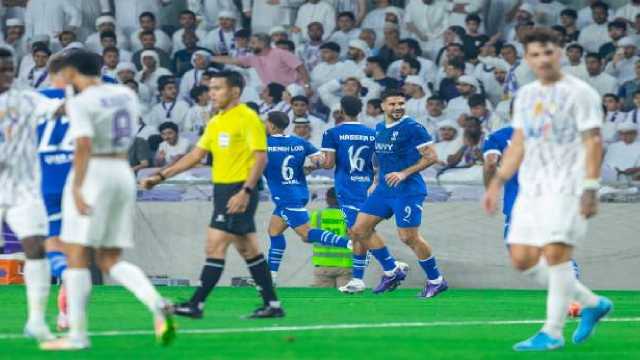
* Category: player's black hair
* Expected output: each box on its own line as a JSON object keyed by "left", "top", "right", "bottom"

{"left": 245, "top": 101, "right": 260, "bottom": 114}
{"left": 102, "top": 46, "right": 119, "bottom": 56}
{"left": 291, "top": 95, "right": 309, "bottom": 105}
{"left": 521, "top": 27, "right": 562, "bottom": 50}
{"left": 139, "top": 11, "right": 156, "bottom": 21}
{"left": 267, "top": 111, "right": 290, "bottom": 130}
{"left": 603, "top": 93, "right": 619, "bottom": 101}
{"left": 211, "top": 70, "right": 245, "bottom": 92}
{"left": 403, "top": 56, "right": 421, "bottom": 73}
{"left": 607, "top": 20, "right": 627, "bottom": 31}
{"left": 585, "top": 52, "right": 602, "bottom": 62}
{"left": 590, "top": 1, "right": 609, "bottom": 11}
{"left": 398, "top": 38, "right": 422, "bottom": 57}
{"left": 276, "top": 39, "right": 295, "bottom": 52}
{"left": 158, "top": 121, "right": 179, "bottom": 134}
{"left": 266, "top": 83, "right": 286, "bottom": 103}
{"left": 560, "top": 8, "right": 577, "bottom": 19}
{"left": 465, "top": 14, "right": 481, "bottom": 24}
{"left": 100, "top": 30, "right": 117, "bottom": 41}
{"left": 337, "top": 11, "right": 355, "bottom": 21}
{"left": 60, "top": 50, "right": 101, "bottom": 76}
{"left": 341, "top": 96, "right": 362, "bottom": 117}
{"left": 427, "top": 95, "right": 444, "bottom": 103}
{"left": 366, "top": 56, "right": 389, "bottom": 72}
{"left": 190, "top": 85, "right": 209, "bottom": 101}
{"left": 468, "top": 94, "right": 487, "bottom": 108}
{"left": 381, "top": 89, "right": 405, "bottom": 102}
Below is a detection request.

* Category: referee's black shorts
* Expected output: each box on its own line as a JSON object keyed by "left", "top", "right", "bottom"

{"left": 210, "top": 182, "right": 259, "bottom": 235}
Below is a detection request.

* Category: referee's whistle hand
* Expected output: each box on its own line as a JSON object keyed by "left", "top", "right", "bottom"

{"left": 139, "top": 177, "right": 160, "bottom": 190}
{"left": 227, "top": 192, "right": 250, "bottom": 214}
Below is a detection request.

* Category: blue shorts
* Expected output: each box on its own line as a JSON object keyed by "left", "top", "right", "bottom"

{"left": 503, "top": 214, "right": 512, "bottom": 240}
{"left": 273, "top": 204, "right": 310, "bottom": 229}
{"left": 339, "top": 203, "right": 361, "bottom": 229}
{"left": 360, "top": 193, "right": 425, "bottom": 228}
{"left": 43, "top": 193, "right": 63, "bottom": 237}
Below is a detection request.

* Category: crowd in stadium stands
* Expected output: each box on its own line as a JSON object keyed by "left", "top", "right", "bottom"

{"left": 1, "top": 0, "right": 639, "bottom": 182}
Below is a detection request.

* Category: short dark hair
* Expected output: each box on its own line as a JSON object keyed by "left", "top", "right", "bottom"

{"left": 608, "top": 20, "right": 627, "bottom": 31}
{"left": 32, "top": 44, "right": 51, "bottom": 56}
{"left": 158, "top": 76, "right": 176, "bottom": 92}
{"left": 341, "top": 96, "right": 362, "bottom": 117}
{"left": 179, "top": 9, "right": 196, "bottom": 18}
{"left": 590, "top": 1, "right": 609, "bottom": 11}
{"left": 521, "top": 27, "right": 562, "bottom": 50}
{"left": 158, "top": 121, "right": 178, "bottom": 134}
{"left": 211, "top": 70, "right": 245, "bottom": 92}
{"left": 403, "top": 56, "right": 421, "bottom": 73}
{"left": 0, "top": 48, "right": 13, "bottom": 59}
{"left": 102, "top": 46, "right": 119, "bottom": 56}
{"left": 276, "top": 39, "right": 295, "bottom": 52}
{"left": 139, "top": 11, "right": 156, "bottom": 21}
{"left": 398, "top": 38, "right": 422, "bottom": 57}
{"left": 234, "top": 29, "right": 251, "bottom": 39}
{"left": 337, "top": 11, "right": 355, "bottom": 21}
{"left": 266, "top": 82, "right": 286, "bottom": 103}
{"left": 381, "top": 89, "right": 405, "bottom": 102}
{"left": 320, "top": 41, "right": 340, "bottom": 53}
{"left": 551, "top": 25, "right": 567, "bottom": 36}
{"left": 560, "top": 9, "right": 577, "bottom": 18}
{"left": 427, "top": 95, "right": 444, "bottom": 103}
{"left": 367, "top": 98, "right": 382, "bottom": 110}
{"left": 190, "top": 85, "right": 208, "bottom": 100}
{"left": 100, "top": 30, "right": 117, "bottom": 41}
{"left": 447, "top": 58, "right": 466, "bottom": 72}
{"left": 140, "top": 30, "right": 155, "bottom": 39}
{"left": 468, "top": 94, "right": 487, "bottom": 108}
{"left": 603, "top": 93, "right": 619, "bottom": 101}
{"left": 267, "top": 111, "right": 290, "bottom": 130}
{"left": 245, "top": 101, "right": 260, "bottom": 114}
{"left": 465, "top": 14, "right": 481, "bottom": 23}
{"left": 367, "top": 56, "right": 388, "bottom": 72}
{"left": 60, "top": 50, "right": 101, "bottom": 76}
{"left": 447, "top": 42, "right": 464, "bottom": 52}
{"left": 585, "top": 52, "right": 602, "bottom": 62}
{"left": 566, "top": 43, "right": 584, "bottom": 53}
{"left": 291, "top": 95, "right": 309, "bottom": 105}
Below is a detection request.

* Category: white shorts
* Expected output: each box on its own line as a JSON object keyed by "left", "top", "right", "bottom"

{"left": 0, "top": 197, "right": 48, "bottom": 239}
{"left": 60, "top": 158, "right": 135, "bottom": 248}
{"left": 507, "top": 193, "right": 587, "bottom": 247}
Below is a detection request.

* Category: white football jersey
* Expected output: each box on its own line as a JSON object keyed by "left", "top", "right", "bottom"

{"left": 512, "top": 74, "right": 603, "bottom": 196}
{"left": 0, "top": 88, "right": 62, "bottom": 206}
{"left": 66, "top": 84, "right": 140, "bottom": 156}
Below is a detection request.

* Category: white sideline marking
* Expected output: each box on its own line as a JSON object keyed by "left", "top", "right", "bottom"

{"left": 2, "top": 317, "right": 639, "bottom": 341}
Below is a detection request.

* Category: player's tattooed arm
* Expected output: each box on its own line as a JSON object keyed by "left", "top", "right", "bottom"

{"left": 581, "top": 128, "right": 603, "bottom": 219}
{"left": 385, "top": 145, "right": 436, "bottom": 187}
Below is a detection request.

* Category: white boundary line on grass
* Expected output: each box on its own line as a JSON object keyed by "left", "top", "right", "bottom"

{"left": 1, "top": 317, "right": 639, "bottom": 341}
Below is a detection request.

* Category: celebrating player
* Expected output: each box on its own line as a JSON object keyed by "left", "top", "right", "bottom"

{"left": 320, "top": 96, "right": 379, "bottom": 294}
{"left": 264, "top": 111, "right": 352, "bottom": 283}
{"left": 350, "top": 90, "right": 448, "bottom": 297}
{"left": 40, "top": 50, "right": 176, "bottom": 351}
{"left": 483, "top": 28, "right": 612, "bottom": 351}
{"left": 141, "top": 70, "right": 283, "bottom": 319}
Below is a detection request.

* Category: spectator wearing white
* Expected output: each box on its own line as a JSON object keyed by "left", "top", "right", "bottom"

{"left": 388, "top": 38, "right": 436, "bottom": 88}
{"left": 173, "top": 10, "right": 207, "bottom": 55}
{"left": 468, "top": 94, "right": 504, "bottom": 133}
{"left": 2, "top": 18, "right": 27, "bottom": 61}
{"left": 404, "top": 0, "right": 448, "bottom": 55}
{"left": 187, "top": 0, "right": 242, "bottom": 31}
{"left": 530, "top": 0, "right": 566, "bottom": 27}
{"left": 230, "top": 29, "right": 251, "bottom": 57}
{"left": 251, "top": 0, "right": 300, "bottom": 35}
{"left": 291, "top": 116, "right": 324, "bottom": 147}
{"left": 135, "top": 50, "right": 172, "bottom": 99}
{"left": 117, "top": 61, "right": 154, "bottom": 107}
{"left": 433, "top": 120, "right": 463, "bottom": 168}
{"left": 102, "top": 47, "right": 122, "bottom": 80}
{"left": 626, "top": 90, "right": 640, "bottom": 125}
{"left": 561, "top": 43, "right": 588, "bottom": 80}
{"left": 184, "top": 85, "right": 212, "bottom": 134}
{"left": 130, "top": 12, "right": 172, "bottom": 54}
{"left": 20, "top": 44, "right": 50, "bottom": 90}
{"left": 402, "top": 75, "right": 431, "bottom": 122}
{"left": 203, "top": 11, "right": 237, "bottom": 56}
{"left": 601, "top": 121, "right": 640, "bottom": 182}
{"left": 577, "top": 0, "right": 614, "bottom": 30}
{"left": 76, "top": 0, "right": 108, "bottom": 41}
{"left": 602, "top": 93, "right": 626, "bottom": 145}
{"left": 85, "top": 16, "right": 130, "bottom": 54}
{"left": 440, "top": 116, "right": 485, "bottom": 183}
{"left": 425, "top": 96, "right": 454, "bottom": 137}
{"left": 318, "top": 76, "right": 381, "bottom": 111}
{"left": 24, "top": 0, "right": 81, "bottom": 43}
{"left": 345, "top": 39, "right": 370, "bottom": 71}
{"left": 599, "top": 20, "right": 630, "bottom": 62}
{"left": 359, "top": 28, "right": 378, "bottom": 56}
{"left": 283, "top": 83, "right": 306, "bottom": 105}
{"left": 500, "top": 43, "right": 536, "bottom": 93}
{"left": 578, "top": 2, "right": 612, "bottom": 53}
{"left": 504, "top": 4, "right": 534, "bottom": 44}
{"left": 179, "top": 50, "right": 212, "bottom": 102}
{"left": 364, "top": 55, "right": 401, "bottom": 91}
{"left": 110, "top": 0, "right": 171, "bottom": 36}
{"left": 147, "top": 77, "right": 191, "bottom": 131}
{"left": 479, "top": 58, "right": 509, "bottom": 106}
{"left": 445, "top": 0, "right": 483, "bottom": 30}
{"left": 310, "top": 41, "right": 361, "bottom": 89}
{"left": 447, "top": 75, "right": 486, "bottom": 121}
{"left": 361, "top": 0, "right": 403, "bottom": 48}
{"left": 434, "top": 43, "right": 474, "bottom": 89}
{"left": 99, "top": 31, "right": 132, "bottom": 62}
{"left": 329, "top": 11, "right": 361, "bottom": 59}
{"left": 288, "top": 95, "right": 327, "bottom": 137}
{"left": 296, "top": 22, "right": 325, "bottom": 73}
{"left": 155, "top": 121, "right": 192, "bottom": 167}
{"left": 132, "top": 30, "right": 172, "bottom": 70}
{"left": 55, "top": 30, "right": 79, "bottom": 53}
{"left": 615, "top": 0, "right": 640, "bottom": 25}
{"left": 605, "top": 37, "right": 640, "bottom": 84}
{"left": 259, "top": 82, "right": 291, "bottom": 118}
{"left": 361, "top": 98, "right": 383, "bottom": 128}
{"left": 560, "top": 8, "right": 580, "bottom": 42}
{"left": 584, "top": 52, "right": 619, "bottom": 96}
{"left": 293, "top": 0, "right": 335, "bottom": 41}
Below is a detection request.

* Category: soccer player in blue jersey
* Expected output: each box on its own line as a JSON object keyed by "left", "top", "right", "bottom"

{"left": 264, "top": 111, "right": 352, "bottom": 283}
{"left": 350, "top": 90, "right": 448, "bottom": 297}
{"left": 321, "top": 96, "right": 384, "bottom": 294}
{"left": 37, "top": 56, "right": 73, "bottom": 331}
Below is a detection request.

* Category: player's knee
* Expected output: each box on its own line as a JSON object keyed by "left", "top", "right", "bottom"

{"left": 511, "top": 255, "right": 536, "bottom": 272}
{"left": 21, "top": 236, "right": 46, "bottom": 259}
{"left": 350, "top": 225, "right": 370, "bottom": 242}
{"left": 397, "top": 231, "right": 420, "bottom": 246}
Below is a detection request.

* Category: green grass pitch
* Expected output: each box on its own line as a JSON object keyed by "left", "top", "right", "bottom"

{"left": 0, "top": 286, "right": 638, "bottom": 359}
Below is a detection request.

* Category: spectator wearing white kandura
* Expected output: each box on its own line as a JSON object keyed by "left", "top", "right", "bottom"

{"left": 402, "top": 75, "right": 431, "bottom": 122}
{"left": 179, "top": 50, "right": 213, "bottom": 103}
{"left": 99, "top": 31, "right": 132, "bottom": 62}
{"left": 203, "top": 11, "right": 237, "bottom": 56}
{"left": 318, "top": 76, "right": 381, "bottom": 111}
{"left": 468, "top": 93, "right": 504, "bottom": 133}
{"left": 446, "top": 75, "right": 485, "bottom": 122}
{"left": 296, "top": 22, "right": 325, "bottom": 73}
{"left": 184, "top": 85, "right": 213, "bottom": 134}
{"left": 425, "top": 96, "right": 455, "bottom": 138}
{"left": 345, "top": 39, "right": 370, "bottom": 71}
{"left": 135, "top": 50, "right": 172, "bottom": 100}
{"left": 388, "top": 38, "right": 436, "bottom": 88}
{"left": 251, "top": 0, "right": 302, "bottom": 35}
{"left": 24, "top": 0, "right": 81, "bottom": 43}
{"left": 332, "top": 0, "right": 367, "bottom": 26}
{"left": 503, "top": 4, "right": 534, "bottom": 44}
{"left": 293, "top": 0, "right": 335, "bottom": 41}
{"left": 311, "top": 41, "right": 362, "bottom": 89}
{"left": 110, "top": 0, "right": 171, "bottom": 36}
{"left": 287, "top": 95, "right": 327, "bottom": 137}
{"left": 403, "top": 0, "right": 448, "bottom": 54}
{"left": 578, "top": 2, "right": 611, "bottom": 53}
{"left": 530, "top": 0, "right": 566, "bottom": 27}
{"left": 187, "top": 0, "right": 242, "bottom": 31}
{"left": 76, "top": 0, "right": 107, "bottom": 41}
{"left": 259, "top": 82, "right": 291, "bottom": 119}
{"left": 2, "top": 18, "right": 27, "bottom": 62}
{"left": 616, "top": 0, "right": 640, "bottom": 24}
{"left": 130, "top": 12, "right": 172, "bottom": 55}
{"left": 361, "top": 0, "right": 403, "bottom": 48}
{"left": 477, "top": 58, "right": 509, "bottom": 107}
{"left": 101, "top": 47, "right": 122, "bottom": 80}
{"left": 172, "top": 10, "right": 207, "bottom": 56}
{"left": 577, "top": 0, "right": 614, "bottom": 30}
{"left": 605, "top": 37, "right": 640, "bottom": 84}
{"left": 147, "top": 76, "right": 191, "bottom": 131}
{"left": 117, "top": 61, "right": 154, "bottom": 107}
{"left": 433, "top": 120, "right": 463, "bottom": 169}
{"left": 329, "top": 11, "right": 361, "bottom": 59}
{"left": 85, "top": 16, "right": 131, "bottom": 54}
{"left": 601, "top": 121, "right": 640, "bottom": 182}
{"left": 20, "top": 44, "right": 50, "bottom": 90}
{"left": 561, "top": 43, "right": 588, "bottom": 80}
{"left": 584, "top": 52, "right": 619, "bottom": 97}
{"left": 602, "top": 93, "right": 626, "bottom": 145}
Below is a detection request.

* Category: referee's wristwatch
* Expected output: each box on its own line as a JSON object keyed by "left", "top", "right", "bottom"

{"left": 242, "top": 186, "right": 253, "bottom": 195}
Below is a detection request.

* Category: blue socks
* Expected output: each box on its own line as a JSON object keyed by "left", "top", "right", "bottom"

{"left": 419, "top": 256, "right": 442, "bottom": 283}
{"left": 46, "top": 251, "right": 67, "bottom": 279}
{"left": 308, "top": 229, "right": 350, "bottom": 248}
{"left": 268, "top": 235, "right": 286, "bottom": 272}
{"left": 370, "top": 246, "right": 396, "bottom": 272}
{"left": 352, "top": 253, "right": 368, "bottom": 280}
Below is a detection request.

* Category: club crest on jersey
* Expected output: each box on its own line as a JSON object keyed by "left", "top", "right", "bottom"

{"left": 391, "top": 131, "right": 399, "bottom": 142}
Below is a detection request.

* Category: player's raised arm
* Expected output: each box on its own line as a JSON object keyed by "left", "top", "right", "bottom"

{"left": 139, "top": 146, "right": 208, "bottom": 190}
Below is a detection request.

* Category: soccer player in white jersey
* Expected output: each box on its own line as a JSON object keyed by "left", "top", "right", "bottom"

{"left": 40, "top": 50, "right": 176, "bottom": 351}
{"left": 0, "top": 48, "right": 65, "bottom": 343}
{"left": 483, "top": 28, "right": 612, "bottom": 352}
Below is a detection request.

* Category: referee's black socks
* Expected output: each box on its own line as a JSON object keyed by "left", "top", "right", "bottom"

{"left": 190, "top": 258, "right": 225, "bottom": 308}
{"left": 246, "top": 254, "right": 280, "bottom": 308}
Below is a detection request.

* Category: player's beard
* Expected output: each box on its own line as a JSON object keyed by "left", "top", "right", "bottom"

{"left": 390, "top": 108, "right": 405, "bottom": 120}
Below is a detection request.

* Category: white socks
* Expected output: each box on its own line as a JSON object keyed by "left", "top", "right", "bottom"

{"left": 24, "top": 259, "right": 51, "bottom": 328}
{"left": 63, "top": 269, "right": 92, "bottom": 342}
{"left": 109, "top": 261, "right": 162, "bottom": 316}
{"left": 542, "top": 261, "right": 575, "bottom": 339}
{"left": 522, "top": 258, "right": 549, "bottom": 286}
{"left": 574, "top": 281, "right": 600, "bottom": 308}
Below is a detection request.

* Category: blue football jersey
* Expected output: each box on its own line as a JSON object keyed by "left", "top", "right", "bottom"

{"left": 321, "top": 122, "right": 376, "bottom": 204}
{"left": 265, "top": 135, "right": 320, "bottom": 206}
{"left": 37, "top": 88, "right": 73, "bottom": 196}
{"left": 482, "top": 126, "right": 519, "bottom": 216}
{"left": 374, "top": 117, "right": 432, "bottom": 197}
